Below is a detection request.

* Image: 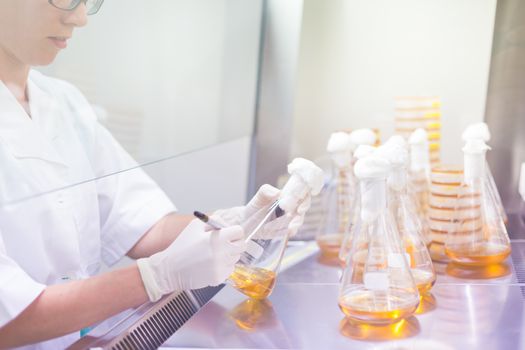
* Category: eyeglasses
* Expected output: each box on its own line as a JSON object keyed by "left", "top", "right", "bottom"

{"left": 48, "top": 0, "right": 105, "bottom": 15}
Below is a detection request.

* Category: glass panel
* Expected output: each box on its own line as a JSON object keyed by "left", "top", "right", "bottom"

{"left": 0, "top": 0, "right": 262, "bottom": 206}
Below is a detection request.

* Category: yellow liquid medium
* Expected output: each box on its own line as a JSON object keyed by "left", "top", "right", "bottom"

{"left": 411, "top": 269, "right": 436, "bottom": 294}
{"left": 316, "top": 233, "right": 344, "bottom": 257}
{"left": 338, "top": 291, "right": 419, "bottom": 325}
{"left": 428, "top": 241, "right": 449, "bottom": 263}
{"left": 445, "top": 243, "right": 511, "bottom": 267}
{"left": 230, "top": 265, "right": 276, "bottom": 300}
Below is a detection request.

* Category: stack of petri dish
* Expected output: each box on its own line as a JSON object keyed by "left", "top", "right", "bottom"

{"left": 394, "top": 96, "right": 441, "bottom": 166}
{"left": 428, "top": 165, "right": 464, "bottom": 262}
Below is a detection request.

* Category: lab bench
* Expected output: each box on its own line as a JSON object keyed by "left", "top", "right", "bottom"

{"left": 71, "top": 214, "right": 525, "bottom": 350}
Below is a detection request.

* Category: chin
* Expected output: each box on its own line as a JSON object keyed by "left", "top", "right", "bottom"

{"left": 32, "top": 52, "right": 60, "bottom": 67}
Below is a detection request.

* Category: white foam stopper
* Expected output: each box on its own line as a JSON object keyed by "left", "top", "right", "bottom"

{"left": 280, "top": 158, "right": 324, "bottom": 212}
{"left": 385, "top": 135, "right": 408, "bottom": 149}
{"left": 462, "top": 122, "right": 491, "bottom": 142}
{"left": 376, "top": 143, "right": 408, "bottom": 191}
{"left": 409, "top": 128, "right": 430, "bottom": 173}
{"left": 349, "top": 128, "right": 376, "bottom": 147}
{"left": 408, "top": 128, "right": 428, "bottom": 145}
{"left": 354, "top": 145, "right": 376, "bottom": 160}
{"left": 354, "top": 155, "right": 391, "bottom": 180}
{"left": 376, "top": 143, "right": 408, "bottom": 168}
{"left": 327, "top": 131, "right": 353, "bottom": 153}
{"left": 327, "top": 132, "right": 353, "bottom": 169}
{"left": 355, "top": 156, "right": 390, "bottom": 222}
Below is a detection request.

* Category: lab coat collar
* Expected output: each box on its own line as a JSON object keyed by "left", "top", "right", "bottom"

{"left": 0, "top": 73, "right": 68, "bottom": 167}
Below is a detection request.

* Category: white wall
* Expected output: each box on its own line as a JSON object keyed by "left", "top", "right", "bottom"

{"left": 291, "top": 0, "right": 497, "bottom": 165}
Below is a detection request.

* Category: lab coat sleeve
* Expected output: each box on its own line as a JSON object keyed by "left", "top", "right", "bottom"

{"left": 93, "top": 125, "right": 177, "bottom": 266}
{"left": 0, "top": 231, "right": 46, "bottom": 328}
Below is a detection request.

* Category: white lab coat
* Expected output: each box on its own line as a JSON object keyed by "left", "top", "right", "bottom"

{"left": 0, "top": 70, "right": 176, "bottom": 349}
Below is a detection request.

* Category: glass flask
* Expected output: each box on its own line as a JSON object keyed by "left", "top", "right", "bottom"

{"left": 408, "top": 128, "right": 431, "bottom": 244}
{"left": 444, "top": 140, "right": 511, "bottom": 266}
{"left": 230, "top": 158, "right": 324, "bottom": 299}
{"left": 428, "top": 165, "right": 463, "bottom": 262}
{"left": 338, "top": 156, "right": 420, "bottom": 325}
{"left": 462, "top": 122, "right": 508, "bottom": 224}
{"left": 338, "top": 145, "right": 376, "bottom": 266}
{"left": 316, "top": 132, "right": 355, "bottom": 258}
{"left": 377, "top": 140, "right": 436, "bottom": 294}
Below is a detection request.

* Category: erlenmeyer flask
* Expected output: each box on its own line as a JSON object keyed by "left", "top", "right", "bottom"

{"left": 445, "top": 140, "right": 511, "bottom": 266}
{"left": 230, "top": 158, "right": 324, "bottom": 299}
{"left": 408, "top": 128, "right": 431, "bottom": 244}
{"left": 338, "top": 145, "right": 376, "bottom": 266}
{"left": 462, "top": 122, "right": 508, "bottom": 224}
{"left": 316, "top": 132, "right": 355, "bottom": 258}
{"left": 338, "top": 156, "right": 420, "bottom": 325}
{"left": 377, "top": 139, "right": 436, "bottom": 294}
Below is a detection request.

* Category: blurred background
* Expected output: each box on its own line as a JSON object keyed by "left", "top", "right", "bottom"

{"left": 8, "top": 0, "right": 521, "bottom": 220}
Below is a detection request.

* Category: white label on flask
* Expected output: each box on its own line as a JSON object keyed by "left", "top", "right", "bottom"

{"left": 364, "top": 272, "right": 389, "bottom": 291}
{"left": 388, "top": 253, "right": 411, "bottom": 268}
{"left": 246, "top": 240, "right": 264, "bottom": 260}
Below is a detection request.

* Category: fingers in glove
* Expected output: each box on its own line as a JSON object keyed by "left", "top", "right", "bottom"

{"left": 288, "top": 214, "right": 305, "bottom": 237}
{"left": 297, "top": 195, "right": 312, "bottom": 215}
{"left": 220, "top": 225, "right": 245, "bottom": 243}
{"left": 213, "top": 263, "right": 236, "bottom": 285}
{"left": 225, "top": 253, "right": 242, "bottom": 265}
{"left": 212, "top": 207, "right": 244, "bottom": 227}
{"left": 228, "top": 239, "right": 247, "bottom": 255}
{"left": 202, "top": 215, "right": 230, "bottom": 232}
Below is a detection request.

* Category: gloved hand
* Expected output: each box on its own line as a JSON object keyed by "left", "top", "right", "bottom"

{"left": 137, "top": 218, "right": 246, "bottom": 302}
{"left": 214, "top": 184, "right": 312, "bottom": 239}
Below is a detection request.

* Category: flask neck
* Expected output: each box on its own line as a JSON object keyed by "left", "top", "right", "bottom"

{"left": 388, "top": 165, "right": 407, "bottom": 193}
{"left": 359, "top": 178, "right": 387, "bottom": 222}
{"left": 330, "top": 152, "right": 353, "bottom": 171}
{"left": 410, "top": 145, "right": 430, "bottom": 174}
{"left": 464, "top": 152, "right": 486, "bottom": 181}
{"left": 280, "top": 174, "right": 308, "bottom": 213}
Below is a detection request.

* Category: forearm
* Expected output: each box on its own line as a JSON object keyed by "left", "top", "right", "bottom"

{"left": 0, "top": 264, "right": 148, "bottom": 348}
{"left": 127, "top": 212, "right": 193, "bottom": 259}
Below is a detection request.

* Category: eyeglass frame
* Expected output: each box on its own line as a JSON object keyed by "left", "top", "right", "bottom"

{"left": 48, "top": 0, "right": 105, "bottom": 16}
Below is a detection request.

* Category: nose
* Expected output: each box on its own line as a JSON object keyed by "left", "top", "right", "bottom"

{"left": 61, "top": 2, "right": 88, "bottom": 27}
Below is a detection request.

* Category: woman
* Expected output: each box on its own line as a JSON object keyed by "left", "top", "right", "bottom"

{"left": 0, "top": 1, "right": 309, "bottom": 348}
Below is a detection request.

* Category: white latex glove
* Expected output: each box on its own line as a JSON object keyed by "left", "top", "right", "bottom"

{"left": 214, "top": 184, "right": 312, "bottom": 239}
{"left": 137, "top": 218, "right": 246, "bottom": 302}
